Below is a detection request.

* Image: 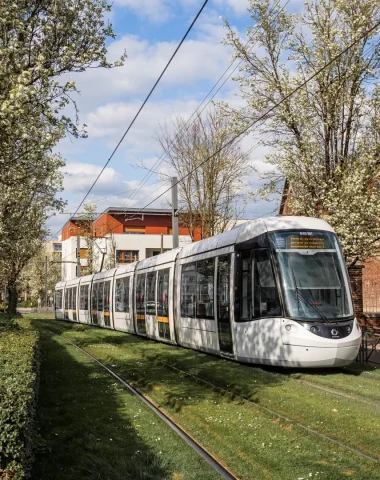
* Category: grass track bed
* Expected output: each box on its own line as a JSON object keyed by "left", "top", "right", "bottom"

{"left": 290, "top": 367, "right": 380, "bottom": 403}
{"left": 33, "top": 320, "right": 220, "bottom": 480}
{"left": 32, "top": 317, "right": 380, "bottom": 480}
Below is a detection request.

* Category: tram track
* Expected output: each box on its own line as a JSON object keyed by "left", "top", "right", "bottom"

{"left": 53, "top": 333, "right": 239, "bottom": 480}
{"left": 43, "top": 322, "right": 380, "bottom": 468}
{"left": 290, "top": 378, "right": 380, "bottom": 408}
{"left": 153, "top": 360, "right": 380, "bottom": 464}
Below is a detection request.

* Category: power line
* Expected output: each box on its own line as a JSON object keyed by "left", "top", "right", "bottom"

{"left": 116, "top": 0, "right": 290, "bottom": 212}
{"left": 47, "top": 0, "right": 210, "bottom": 241}
{"left": 129, "top": 17, "right": 380, "bottom": 216}
{"left": 61, "top": 17, "right": 380, "bottom": 248}
{"left": 71, "top": 0, "right": 210, "bottom": 215}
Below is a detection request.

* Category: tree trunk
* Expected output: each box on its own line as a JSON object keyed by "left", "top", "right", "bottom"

{"left": 7, "top": 279, "right": 18, "bottom": 316}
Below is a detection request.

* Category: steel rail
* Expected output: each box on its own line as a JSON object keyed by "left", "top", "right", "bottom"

{"left": 157, "top": 361, "right": 380, "bottom": 464}
{"left": 54, "top": 333, "right": 239, "bottom": 480}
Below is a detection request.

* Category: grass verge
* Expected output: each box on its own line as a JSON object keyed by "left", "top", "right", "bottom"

{"left": 0, "top": 315, "right": 39, "bottom": 479}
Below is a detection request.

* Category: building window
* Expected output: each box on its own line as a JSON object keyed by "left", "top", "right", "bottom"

{"left": 53, "top": 243, "right": 62, "bottom": 252}
{"left": 116, "top": 250, "right": 139, "bottom": 263}
{"left": 124, "top": 226, "right": 145, "bottom": 234}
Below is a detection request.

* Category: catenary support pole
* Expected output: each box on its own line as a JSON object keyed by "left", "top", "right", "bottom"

{"left": 76, "top": 235, "right": 81, "bottom": 278}
{"left": 172, "top": 177, "right": 179, "bottom": 249}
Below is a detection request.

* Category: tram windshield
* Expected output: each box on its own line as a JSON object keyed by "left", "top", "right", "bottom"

{"left": 269, "top": 231, "right": 353, "bottom": 321}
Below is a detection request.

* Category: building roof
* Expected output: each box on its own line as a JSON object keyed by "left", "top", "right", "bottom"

{"left": 104, "top": 207, "right": 172, "bottom": 215}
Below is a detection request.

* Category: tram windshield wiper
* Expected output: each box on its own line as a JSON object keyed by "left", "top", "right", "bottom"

{"left": 290, "top": 267, "right": 329, "bottom": 324}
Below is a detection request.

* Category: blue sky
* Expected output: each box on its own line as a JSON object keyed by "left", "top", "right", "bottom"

{"left": 52, "top": 0, "right": 295, "bottom": 236}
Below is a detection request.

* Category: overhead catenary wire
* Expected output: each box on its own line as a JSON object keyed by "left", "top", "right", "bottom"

{"left": 50, "top": 0, "right": 290, "bottom": 243}
{"left": 115, "top": 0, "right": 290, "bottom": 213}
{"left": 124, "top": 17, "right": 380, "bottom": 218}
{"left": 46, "top": 0, "right": 210, "bottom": 242}
{"left": 73, "top": 22, "right": 380, "bottom": 246}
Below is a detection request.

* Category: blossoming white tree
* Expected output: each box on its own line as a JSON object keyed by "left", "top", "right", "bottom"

{"left": 0, "top": 0, "right": 125, "bottom": 313}
{"left": 156, "top": 106, "right": 251, "bottom": 240}
{"left": 223, "top": 0, "right": 380, "bottom": 266}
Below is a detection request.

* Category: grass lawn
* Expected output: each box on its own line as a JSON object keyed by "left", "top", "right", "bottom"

{"left": 32, "top": 318, "right": 220, "bottom": 480}
{"left": 31, "top": 316, "right": 380, "bottom": 480}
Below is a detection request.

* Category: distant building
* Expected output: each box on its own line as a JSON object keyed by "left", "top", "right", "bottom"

{"left": 60, "top": 208, "right": 198, "bottom": 280}
{"left": 60, "top": 207, "right": 250, "bottom": 281}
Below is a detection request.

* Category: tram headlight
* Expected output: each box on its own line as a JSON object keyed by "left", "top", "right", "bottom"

{"left": 285, "top": 324, "right": 292, "bottom": 331}
{"left": 310, "top": 326, "right": 318, "bottom": 334}
{"left": 346, "top": 326, "right": 351, "bottom": 334}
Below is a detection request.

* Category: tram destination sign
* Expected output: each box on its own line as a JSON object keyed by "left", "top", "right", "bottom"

{"left": 288, "top": 235, "right": 325, "bottom": 249}
{"left": 273, "top": 232, "right": 328, "bottom": 249}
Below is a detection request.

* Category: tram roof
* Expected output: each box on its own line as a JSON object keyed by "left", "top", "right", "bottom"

{"left": 178, "top": 216, "right": 334, "bottom": 259}
{"left": 136, "top": 248, "right": 181, "bottom": 271}
{"left": 93, "top": 268, "right": 118, "bottom": 281}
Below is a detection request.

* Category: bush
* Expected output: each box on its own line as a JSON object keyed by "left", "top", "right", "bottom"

{"left": 0, "top": 316, "right": 39, "bottom": 479}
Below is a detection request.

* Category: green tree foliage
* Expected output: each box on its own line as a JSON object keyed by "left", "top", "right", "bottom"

{"left": 223, "top": 0, "right": 380, "bottom": 265}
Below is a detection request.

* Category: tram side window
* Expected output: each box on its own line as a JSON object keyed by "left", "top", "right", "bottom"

{"left": 236, "top": 249, "right": 281, "bottom": 321}
{"left": 196, "top": 259, "right": 214, "bottom": 319}
{"left": 98, "top": 282, "right": 104, "bottom": 311}
{"left": 72, "top": 287, "right": 77, "bottom": 310}
{"left": 157, "top": 269, "right": 170, "bottom": 317}
{"left": 181, "top": 263, "right": 196, "bottom": 317}
{"left": 80, "top": 285, "right": 89, "bottom": 310}
{"left": 92, "top": 283, "right": 98, "bottom": 311}
{"left": 68, "top": 288, "right": 72, "bottom": 309}
{"left": 115, "top": 277, "right": 130, "bottom": 313}
{"left": 65, "top": 289, "right": 68, "bottom": 310}
{"left": 55, "top": 290, "right": 63, "bottom": 309}
{"left": 252, "top": 249, "right": 280, "bottom": 317}
{"left": 104, "top": 281, "right": 111, "bottom": 312}
{"left": 146, "top": 272, "right": 156, "bottom": 315}
{"left": 136, "top": 274, "right": 145, "bottom": 314}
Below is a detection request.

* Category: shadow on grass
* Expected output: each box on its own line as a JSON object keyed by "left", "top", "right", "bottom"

{"left": 36, "top": 317, "right": 289, "bottom": 404}
{"left": 31, "top": 319, "right": 173, "bottom": 480}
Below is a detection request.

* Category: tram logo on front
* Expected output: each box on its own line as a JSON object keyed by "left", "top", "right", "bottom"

{"left": 331, "top": 329, "right": 339, "bottom": 337}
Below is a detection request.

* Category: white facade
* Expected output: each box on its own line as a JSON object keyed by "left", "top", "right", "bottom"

{"left": 61, "top": 233, "right": 193, "bottom": 281}
{"left": 60, "top": 218, "right": 252, "bottom": 281}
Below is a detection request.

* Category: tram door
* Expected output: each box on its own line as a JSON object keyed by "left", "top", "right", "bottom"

{"left": 217, "top": 255, "right": 233, "bottom": 354}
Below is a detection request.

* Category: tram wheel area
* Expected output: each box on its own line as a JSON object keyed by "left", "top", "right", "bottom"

{"left": 32, "top": 317, "right": 380, "bottom": 480}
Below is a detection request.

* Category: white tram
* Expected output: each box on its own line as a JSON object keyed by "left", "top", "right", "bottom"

{"left": 55, "top": 216, "right": 361, "bottom": 368}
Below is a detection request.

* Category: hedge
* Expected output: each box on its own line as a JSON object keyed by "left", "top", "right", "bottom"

{"left": 0, "top": 316, "right": 39, "bottom": 479}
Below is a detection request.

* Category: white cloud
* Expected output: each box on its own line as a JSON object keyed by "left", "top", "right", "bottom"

{"left": 61, "top": 162, "right": 126, "bottom": 196}
{"left": 67, "top": 31, "right": 232, "bottom": 110}
{"left": 84, "top": 99, "right": 201, "bottom": 148}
